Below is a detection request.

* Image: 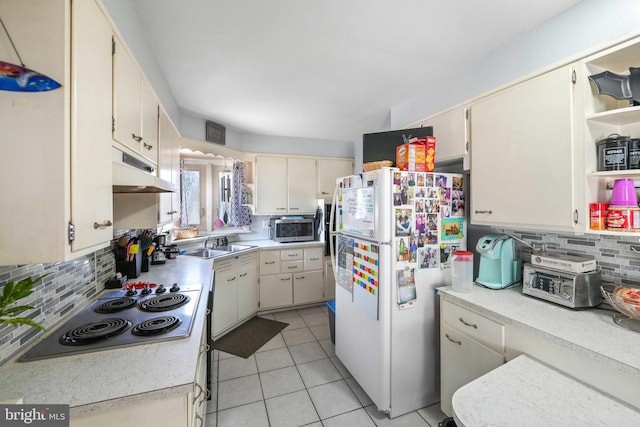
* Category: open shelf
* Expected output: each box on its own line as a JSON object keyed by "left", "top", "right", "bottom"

{"left": 586, "top": 105, "right": 640, "bottom": 126}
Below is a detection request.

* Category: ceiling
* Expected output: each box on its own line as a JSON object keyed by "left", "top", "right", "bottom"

{"left": 132, "top": 0, "right": 584, "bottom": 143}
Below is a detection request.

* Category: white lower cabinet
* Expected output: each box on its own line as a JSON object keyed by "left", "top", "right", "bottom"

{"left": 260, "top": 273, "right": 294, "bottom": 309}
{"left": 293, "top": 270, "right": 324, "bottom": 304}
{"left": 259, "top": 245, "right": 325, "bottom": 310}
{"left": 440, "top": 299, "right": 505, "bottom": 416}
{"left": 212, "top": 252, "right": 258, "bottom": 339}
{"left": 237, "top": 261, "right": 259, "bottom": 320}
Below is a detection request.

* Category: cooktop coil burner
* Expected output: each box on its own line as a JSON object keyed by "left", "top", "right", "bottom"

{"left": 18, "top": 283, "right": 203, "bottom": 362}
{"left": 140, "top": 294, "right": 190, "bottom": 312}
{"left": 131, "top": 316, "right": 182, "bottom": 336}
{"left": 59, "top": 318, "right": 131, "bottom": 346}
{"left": 94, "top": 297, "right": 137, "bottom": 314}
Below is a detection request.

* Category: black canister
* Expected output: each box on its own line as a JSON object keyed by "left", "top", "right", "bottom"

{"left": 597, "top": 134, "right": 630, "bottom": 171}
{"left": 628, "top": 138, "right": 640, "bottom": 170}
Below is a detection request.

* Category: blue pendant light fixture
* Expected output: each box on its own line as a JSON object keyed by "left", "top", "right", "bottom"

{"left": 0, "top": 16, "right": 61, "bottom": 92}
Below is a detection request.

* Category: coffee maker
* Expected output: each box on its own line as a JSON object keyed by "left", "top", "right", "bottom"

{"left": 475, "top": 234, "right": 521, "bottom": 289}
{"left": 151, "top": 233, "right": 168, "bottom": 264}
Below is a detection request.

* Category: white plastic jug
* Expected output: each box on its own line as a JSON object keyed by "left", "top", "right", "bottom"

{"left": 451, "top": 250, "right": 474, "bottom": 293}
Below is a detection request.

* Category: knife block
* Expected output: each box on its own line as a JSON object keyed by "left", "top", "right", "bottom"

{"left": 115, "top": 251, "right": 141, "bottom": 279}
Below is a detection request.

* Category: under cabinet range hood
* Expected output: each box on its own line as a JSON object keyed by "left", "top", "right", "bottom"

{"left": 112, "top": 147, "right": 176, "bottom": 193}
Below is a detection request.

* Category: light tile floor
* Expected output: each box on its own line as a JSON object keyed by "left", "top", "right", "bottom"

{"left": 205, "top": 305, "right": 447, "bottom": 427}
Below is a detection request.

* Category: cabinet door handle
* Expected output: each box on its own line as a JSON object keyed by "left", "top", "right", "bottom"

{"left": 167, "top": 210, "right": 178, "bottom": 215}
{"left": 281, "top": 277, "right": 291, "bottom": 281}
{"left": 93, "top": 220, "right": 112, "bottom": 229}
{"left": 131, "top": 133, "right": 143, "bottom": 142}
{"left": 445, "top": 333, "right": 462, "bottom": 346}
{"left": 459, "top": 317, "right": 478, "bottom": 329}
{"left": 227, "top": 276, "right": 236, "bottom": 282}
{"left": 239, "top": 272, "right": 248, "bottom": 278}
{"left": 143, "top": 142, "right": 153, "bottom": 150}
{"left": 265, "top": 261, "right": 275, "bottom": 264}
{"left": 474, "top": 210, "right": 492, "bottom": 214}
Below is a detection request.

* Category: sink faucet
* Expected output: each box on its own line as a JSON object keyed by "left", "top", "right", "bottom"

{"left": 203, "top": 236, "right": 214, "bottom": 249}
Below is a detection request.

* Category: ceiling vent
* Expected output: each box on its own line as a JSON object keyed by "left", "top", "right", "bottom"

{"left": 205, "top": 120, "right": 226, "bottom": 145}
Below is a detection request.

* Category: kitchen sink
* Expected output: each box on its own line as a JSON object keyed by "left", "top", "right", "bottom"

{"left": 185, "top": 248, "right": 231, "bottom": 259}
{"left": 214, "top": 244, "right": 256, "bottom": 252}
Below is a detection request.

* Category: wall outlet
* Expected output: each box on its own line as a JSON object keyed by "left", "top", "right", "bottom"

{"left": 262, "top": 220, "right": 270, "bottom": 228}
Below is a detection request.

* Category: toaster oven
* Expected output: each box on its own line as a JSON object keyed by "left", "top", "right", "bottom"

{"left": 522, "top": 263, "right": 602, "bottom": 308}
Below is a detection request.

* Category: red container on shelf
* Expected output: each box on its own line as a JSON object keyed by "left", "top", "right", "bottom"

{"left": 606, "top": 206, "right": 640, "bottom": 231}
{"left": 590, "top": 203, "right": 608, "bottom": 230}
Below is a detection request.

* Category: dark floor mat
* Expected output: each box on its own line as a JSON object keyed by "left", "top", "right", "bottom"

{"left": 213, "top": 316, "right": 289, "bottom": 358}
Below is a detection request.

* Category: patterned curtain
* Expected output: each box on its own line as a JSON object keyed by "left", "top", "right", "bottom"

{"left": 229, "top": 161, "right": 252, "bottom": 227}
{"left": 179, "top": 158, "right": 189, "bottom": 227}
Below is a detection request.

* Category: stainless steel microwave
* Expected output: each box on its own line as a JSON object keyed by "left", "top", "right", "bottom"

{"left": 271, "top": 217, "right": 315, "bottom": 243}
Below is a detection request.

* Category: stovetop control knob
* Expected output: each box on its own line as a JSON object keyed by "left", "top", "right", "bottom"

{"left": 141, "top": 284, "right": 152, "bottom": 295}
{"left": 125, "top": 287, "right": 137, "bottom": 297}
{"left": 155, "top": 284, "right": 166, "bottom": 294}
{"left": 170, "top": 283, "right": 180, "bottom": 292}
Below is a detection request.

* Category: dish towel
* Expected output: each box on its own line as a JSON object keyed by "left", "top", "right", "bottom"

{"left": 229, "top": 161, "right": 252, "bottom": 227}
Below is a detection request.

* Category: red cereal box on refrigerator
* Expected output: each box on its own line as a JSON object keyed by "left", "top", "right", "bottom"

{"left": 396, "top": 136, "right": 436, "bottom": 172}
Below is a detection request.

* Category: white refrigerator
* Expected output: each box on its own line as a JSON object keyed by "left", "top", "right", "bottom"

{"left": 330, "top": 167, "right": 466, "bottom": 418}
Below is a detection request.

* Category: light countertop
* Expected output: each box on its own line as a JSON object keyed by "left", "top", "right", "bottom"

{"left": 439, "top": 283, "right": 640, "bottom": 420}
{"left": 452, "top": 354, "right": 640, "bottom": 427}
{"left": 0, "top": 256, "right": 214, "bottom": 417}
{"left": 437, "top": 284, "right": 640, "bottom": 377}
{"left": 239, "top": 239, "right": 325, "bottom": 249}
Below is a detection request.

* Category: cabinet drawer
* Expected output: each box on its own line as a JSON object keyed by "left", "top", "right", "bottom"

{"left": 281, "top": 249, "right": 303, "bottom": 260}
{"left": 259, "top": 250, "right": 280, "bottom": 275}
{"left": 442, "top": 301, "right": 504, "bottom": 352}
{"left": 281, "top": 260, "right": 303, "bottom": 273}
{"left": 304, "top": 247, "right": 324, "bottom": 271}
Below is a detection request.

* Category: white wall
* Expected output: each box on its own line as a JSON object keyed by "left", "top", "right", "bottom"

{"left": 390, "top": 0, "right": 640, "bottom": 129}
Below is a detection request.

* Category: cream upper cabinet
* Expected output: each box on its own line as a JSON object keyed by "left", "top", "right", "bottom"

{"left": 470, "top": 64, "right": 583, "bottom": 232}
{"left": 112, "top": 109, "right": 177, "bottom": 229}
{"left": 317, "top": 158, "right": 354, "bottom": 200}
{"left": 0, "top": 0, "right": 113, "bottom": 265}
{"left": 255, "top": 156, "right": 288, "bottom": 213}
{"left": 158, "top": 107, "right": 181, "bottom": 224}
{"left": 255, "top": 156, "right": 318, "bottom": 214}
{"left": 419, "top": 106, "right": 470, "bottom": 164}
{"left": 113, "top": 36, "right": 159, "bottom": 165}
{"left": 287, "top": 157, "right": 318, "bottom": 213}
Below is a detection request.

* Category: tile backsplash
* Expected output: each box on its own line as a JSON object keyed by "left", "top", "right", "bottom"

{"left": 505, "top": 229, "right": 640, "bottom": 285}
{"left": 2, "top": 228, "right": 640, "bottom": 366}
{"left": 0, "top": 245, "right": 115, "bottom": 365}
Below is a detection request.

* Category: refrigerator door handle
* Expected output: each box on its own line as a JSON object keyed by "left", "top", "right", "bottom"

{"left": 329, "top": 182, "right": 339, "bottom": 283}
